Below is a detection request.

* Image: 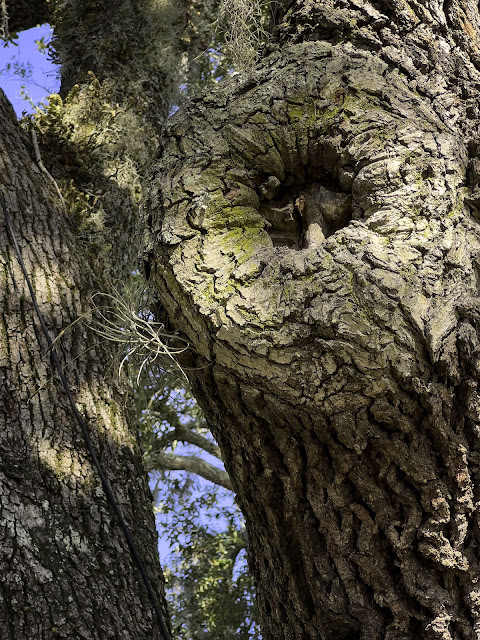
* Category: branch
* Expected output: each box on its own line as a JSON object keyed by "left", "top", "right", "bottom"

{"left": 5, "top": 0, "right": 51, "bottom": 34}
{"left": 146, "top": 451, "right": 233, "bottom": 491}
{"left": 147, "top": 408, "right": 222, "bottom": 459}
{"left": 30, "top": 130, "right": 67, "bottom": 213}
{"left": 175, "top": 423, "right": 222, "bottom": 459}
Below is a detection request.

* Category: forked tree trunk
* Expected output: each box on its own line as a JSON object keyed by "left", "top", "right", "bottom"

{"left": 0, "top": 1, "right": 191, "bottom": 637}
{"left": 144, "top": 1, "right": 480, "bottom": 637}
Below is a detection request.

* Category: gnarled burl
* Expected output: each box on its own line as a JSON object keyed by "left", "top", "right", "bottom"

{"left": 144, "top": 2, "right": 480, "bottom": 638}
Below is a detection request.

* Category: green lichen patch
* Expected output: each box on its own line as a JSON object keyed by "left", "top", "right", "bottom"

{"left": 215, "top": 226, "right": 268, "bottom": 258}
{"left": 208, "top": 204, "right": 265, "bottom": 230}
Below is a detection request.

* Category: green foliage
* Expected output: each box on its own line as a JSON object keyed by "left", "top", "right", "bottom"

{"left": 19, "top": 70, "right": 159, "bottom": 276}
{"left": 136, "top": 377, "right": 202, "bottom": 453}
{"left": 160, "top": 493, "right": 259, "bottom": 639}
{"left": 180, "top": 0, "right": 273, "bottom": 97}
{"left": 0, "top": 28, "right": 56, "bottom": 108}
{"left": 0, "top": 57, "right": 32, "bottom": 80}
{"left": 13, "top": 0, "right": 199, "bottom": 279}
{"left": 35, "top": 36, "right": 49, "bottom": 54}
{"left": 20, "top": 90, "right": 114, "bottom": 264}
{"left": 0, "top": 31, "right": 17, "bottom": 46}
{"left": 133, "top": 369, "right": 260, "bottom": 638}
{"left": 50, "top": 0, "right": 186, "bottom": 120}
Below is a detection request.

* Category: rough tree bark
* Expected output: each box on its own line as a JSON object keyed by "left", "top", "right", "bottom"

{"left": 144, "top": 1, "right": 480, "bottom": 638}
{"left": 0, "top": 1, "right": 192, "bottom": 638}
{"left": 0, "top": 89, "right": 168, "bottom": 639}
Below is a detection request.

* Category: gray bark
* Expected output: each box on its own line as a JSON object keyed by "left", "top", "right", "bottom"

{"left": 146, "top": 450, "right": 233, "bottom": 490}
{"left": 172, "top": 422, "right": 222, "bottom": 459}
{"left": 0, "top": 89, "right": 168, "bottom": 639}
{"left": 0, "top": 0, "right": 193, "bottom": 637}
{"left": 144, "top": 1, "right": 480, "bottom": 638}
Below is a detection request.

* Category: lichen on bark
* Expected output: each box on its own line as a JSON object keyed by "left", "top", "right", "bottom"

{"left": 144, "top": 2, "right": 480, "bottom": 638}
{"left": 0, "top": 1, "right": 199, "bottom": 637}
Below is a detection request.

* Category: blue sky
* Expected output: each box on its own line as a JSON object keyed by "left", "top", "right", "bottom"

{"left": 0, "top": 24, "right": 59, "bottom": 115}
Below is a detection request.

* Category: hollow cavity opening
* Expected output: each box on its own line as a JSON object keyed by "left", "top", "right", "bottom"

{"left": 257, "top": 171, "right": 353, "bottom": 249}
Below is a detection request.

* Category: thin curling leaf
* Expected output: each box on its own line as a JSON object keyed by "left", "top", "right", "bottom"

{"left": 88, "top": 282, "right": 191, "bottom": 382}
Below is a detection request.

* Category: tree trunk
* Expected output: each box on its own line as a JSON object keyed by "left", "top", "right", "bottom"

{"left": 144, "top": 1, "right": 480, "bottom": 638}
{"left": 0, "top": 88, "right": 168, "bottom": 639}
{"left": 0, "top": 1, "right": 191, "bottom": 637}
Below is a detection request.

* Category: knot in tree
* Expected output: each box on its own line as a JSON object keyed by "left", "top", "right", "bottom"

{"left": 144, "top": 4, "right": 480, "bottom": 639}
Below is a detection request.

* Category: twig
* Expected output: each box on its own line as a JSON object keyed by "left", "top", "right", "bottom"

{"left": 30, "top": 129, "right": 67, "bottom": 213}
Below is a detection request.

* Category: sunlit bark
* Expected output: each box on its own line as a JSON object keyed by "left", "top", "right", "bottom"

{"left": 0, "top": 0, "right": 191, "bottom": 637}
{"left": 145, "top": 1, "right": 480, "bottom": 637}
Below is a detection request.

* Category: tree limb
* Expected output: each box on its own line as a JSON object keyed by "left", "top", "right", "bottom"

{"left": 146, "top": 451, "right": 233, "bottom": 491}
{"left": 147, "top": 407, "right": 222, "bottom": 459}
{"left": 174, "top": 423, "right": 222, "bottom": 459}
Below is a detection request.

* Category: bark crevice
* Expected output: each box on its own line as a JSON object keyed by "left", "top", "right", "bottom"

{"left": 145, "top": 4, "right": 480, "bottom": 639}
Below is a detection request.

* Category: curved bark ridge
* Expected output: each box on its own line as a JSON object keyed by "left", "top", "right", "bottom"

{"left": 147, "top": 42, "right": 472, "bottom": 378}
{"left": 146, "top": 43, "right": 480, "bottom": 638}
{"left": 275, "top": 0, "right": 480, "bottom": 133}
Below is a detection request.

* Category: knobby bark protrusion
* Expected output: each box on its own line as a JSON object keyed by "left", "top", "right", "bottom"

{"left": 145, "top": 1, "right": 480, "bottom": 638}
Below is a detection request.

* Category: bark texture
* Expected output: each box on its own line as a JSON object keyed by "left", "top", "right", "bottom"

{"left": 0, "top": 91, "right": 167, "bottom": 639}
{"left": 4, "top": 0, "right": 51, "bottom": 34}
{"left": 0, "top": 0, "right": 193, "bottom": 637}
{"left": 145, "top": 1, "right": 480, "bottom": 638}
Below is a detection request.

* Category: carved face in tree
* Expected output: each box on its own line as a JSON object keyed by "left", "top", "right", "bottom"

{"left": 145, "top": 26, "right": 480, "bottom": 640}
